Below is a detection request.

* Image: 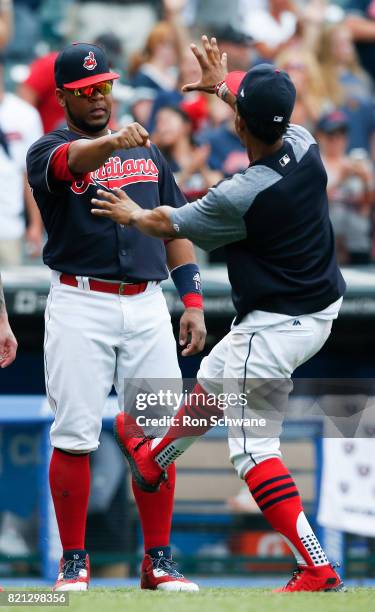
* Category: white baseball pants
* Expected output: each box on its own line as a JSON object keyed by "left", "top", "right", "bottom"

{"left": 44, "top": 272, "right": 181, "bottom": 452}
{"left": 197, "top": 314, "right": 333, "bottom": 479}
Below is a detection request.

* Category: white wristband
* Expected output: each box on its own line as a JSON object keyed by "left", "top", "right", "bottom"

{"left": 215, "top": 80, "right": 229, "bottom": 101}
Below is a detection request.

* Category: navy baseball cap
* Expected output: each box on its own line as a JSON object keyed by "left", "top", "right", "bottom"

{"left": 55, "top": 42, "right": 120, "bottom": 90}
{"left": 215, "top": 25, "right": 254, "bottom": 46}
{"left": 225, "top": 64, "right": 296, "bottom": 127}
{"left": 317, "top": 110, "right": 349, "bottom": 134}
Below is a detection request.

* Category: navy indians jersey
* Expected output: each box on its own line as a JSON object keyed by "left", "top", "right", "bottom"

{"left": 26, "top": 129, "right": 186, "bottom": 280}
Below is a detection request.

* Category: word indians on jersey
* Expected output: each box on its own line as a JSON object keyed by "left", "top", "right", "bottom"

{"left": 71, "top": 156, "right": 159, "bottom": 195}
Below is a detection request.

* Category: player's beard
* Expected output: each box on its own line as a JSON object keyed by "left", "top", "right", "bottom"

{"left": 65, "top": 100, "right": 110, "bottom": 134}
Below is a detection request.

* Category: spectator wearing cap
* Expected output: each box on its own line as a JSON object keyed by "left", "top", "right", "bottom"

{"left": 242, "top": 0, "right": 298, "bottom": 60}
{"left": 152, "top": 105, "right": 222, "bottom": 201}
{"left": 317, "top": 110, "right": 375, "bottom": 265}
{"left": 214, "top": 25, "right": 255, "bottom": 72}
{"left": 184, "top": 0, "right": 264, "bottom": 30}
{"left": 345, "top": 0, "right": 375, "bottom": 81}
{"left": 94, "top": 32, "right": 124, "bottom": 75}
{"left": 317, "top": 22, "right": 375, "bottom": 154}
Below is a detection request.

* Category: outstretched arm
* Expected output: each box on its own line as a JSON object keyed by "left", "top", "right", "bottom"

{"left": 91, "top": 173, "right": 248, "bottom": 253}
{"left": 67, "top": 123, "right": 151, "bottom": 175}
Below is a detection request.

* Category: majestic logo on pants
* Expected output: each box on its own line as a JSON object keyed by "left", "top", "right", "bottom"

{"left": 70, "top": 156, "right": 159, "bottom": 194}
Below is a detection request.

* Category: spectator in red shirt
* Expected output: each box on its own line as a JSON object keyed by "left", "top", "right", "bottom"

{"left": 18, "top": 51, "right": 64, "bottom": 133}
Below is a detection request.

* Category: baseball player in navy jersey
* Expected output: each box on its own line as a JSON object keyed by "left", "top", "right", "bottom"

{"left": 92, "top": 36, "right": 347, "bottom": 592}
{"left": 26, "top": 42, "right": 206, "bottom": 592}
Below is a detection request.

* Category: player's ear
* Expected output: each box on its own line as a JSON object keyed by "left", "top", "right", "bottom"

{"left": 56, "top": 88, "right": 67, "bottom": 109}
{"left": 235, "top": 110, "right": 246, "bottom": 137}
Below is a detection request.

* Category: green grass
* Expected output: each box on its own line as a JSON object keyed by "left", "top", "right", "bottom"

{"left": 3, "top": 588, "right": 372, "bottom": 612}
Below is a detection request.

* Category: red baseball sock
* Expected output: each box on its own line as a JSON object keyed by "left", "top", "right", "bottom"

{"left": 49, "top": 448, "right": 90, "bottom": 552}
{"left": 245, "top": 458, "right": 329, "bottom": 567}
{"left": 164, "top": 383, "right": 223, "bottom": 438}
{"left": 132, "top": 463, "right": 176, "bottom": 551}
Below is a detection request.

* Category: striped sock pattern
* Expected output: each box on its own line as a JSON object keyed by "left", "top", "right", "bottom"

{"left": 251, "top": 473, "right": 300, "bottom": 511}
{"left": 245, "top": 458, "right": 329, "bottom": 567}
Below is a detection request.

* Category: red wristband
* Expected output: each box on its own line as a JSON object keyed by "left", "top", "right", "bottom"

{"left": 182, "top": 293, "right": 203, "bottom": 309}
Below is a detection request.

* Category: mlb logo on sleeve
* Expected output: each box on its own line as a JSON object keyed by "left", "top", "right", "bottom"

{"left": 279, "top": 154, "right": 291, "bottom": 168}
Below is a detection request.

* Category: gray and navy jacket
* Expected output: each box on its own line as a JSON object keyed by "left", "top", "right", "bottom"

{"left": 171, "top": 124, "right": 346, "bottom": 323}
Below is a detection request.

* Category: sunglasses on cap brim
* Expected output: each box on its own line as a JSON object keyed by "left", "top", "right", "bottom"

{"left": 65, "top": 81, "right": 113, "bottom": 98}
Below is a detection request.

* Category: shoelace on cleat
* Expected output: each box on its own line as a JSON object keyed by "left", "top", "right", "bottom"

{"left": 134, "top": 436, "right": 154, "bottom": 452}
{"left": 283, "top": 568, "right": 303, "bottom": 589}
{"left": 61, "top": 558, "right": 86, "bottom": 580}
{"left": 132, "top": 436, "right": 168, "bottom": 487}
{"left": 151, "top": 556, "right": 184, "bottom": 579}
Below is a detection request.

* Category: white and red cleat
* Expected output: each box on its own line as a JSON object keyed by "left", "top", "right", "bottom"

{"left": 53, "top": 554, "right": 90, "bottom": 592}
{"left": 113, "top": 413, "right": 166, "bottom": 492}
{"left": 141, "top": 554, "right": 199, "bottom": 592}
{"left": 274, "top": 564, "right": 346, "bottom": 593}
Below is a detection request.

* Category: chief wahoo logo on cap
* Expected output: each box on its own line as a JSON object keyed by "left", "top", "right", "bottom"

{"left": 83, "top": 51, "right": 97, "bottom": 71}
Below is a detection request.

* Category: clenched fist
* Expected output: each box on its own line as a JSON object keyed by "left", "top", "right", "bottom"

{"left": 111, "top": 123, "right": 151, "bottom": 150}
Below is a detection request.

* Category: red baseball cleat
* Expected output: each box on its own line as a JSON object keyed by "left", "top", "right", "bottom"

{"left": 53, "top": 554, "right": 90, "bottom": 591}
{"left": 141, "top": 554, "right": 199, "bottom": 592}
{"left": 274, "top": 564, "right": 346, "bottom": 593}
{"left": 113, "top": 412, "right": 166, "bottom": 492}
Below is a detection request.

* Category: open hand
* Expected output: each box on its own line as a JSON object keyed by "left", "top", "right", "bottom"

{"left": 91, "top": 188, "right": 141, "bottom": 225}
{"left": 182, "top": 35, "right": 228, "bottom": 93}
{"left": 0, "top": 316, "right": 17, "bottom": 368}
{"left": 179, "top": 308, "right": 206, "bottom": 356}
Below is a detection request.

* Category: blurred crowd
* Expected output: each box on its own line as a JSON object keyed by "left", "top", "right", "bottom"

{"left": 1, "top": 0, "right": 375, "bottom": 266}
